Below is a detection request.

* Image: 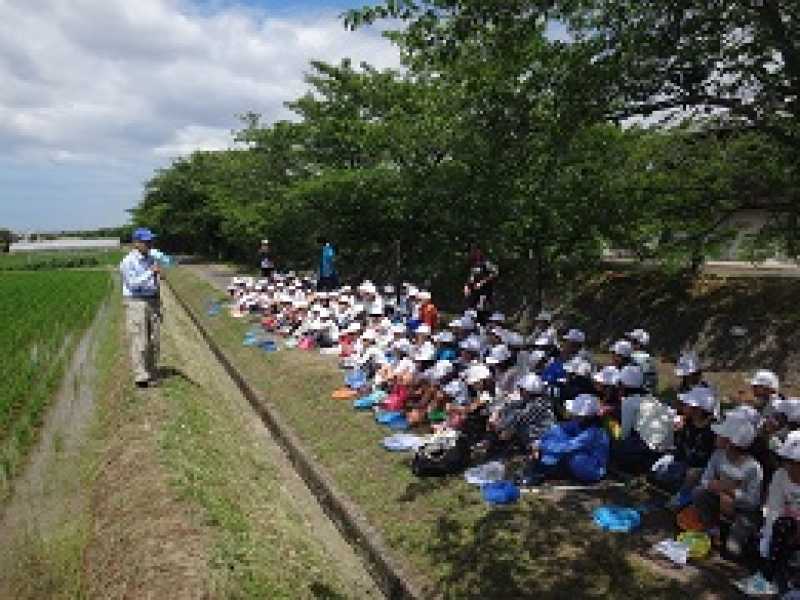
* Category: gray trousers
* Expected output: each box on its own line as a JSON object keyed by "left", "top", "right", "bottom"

{"left": 124, "top": 297, "right": 161, "bottom": 383}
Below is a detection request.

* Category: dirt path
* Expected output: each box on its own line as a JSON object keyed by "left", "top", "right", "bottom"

{"left": 159, "top": 273, "right": 381, "bottom": 597}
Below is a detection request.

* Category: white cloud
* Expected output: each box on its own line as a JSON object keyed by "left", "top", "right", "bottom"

{"left": 0, "top": 0, "right": 400, "bottom": 229}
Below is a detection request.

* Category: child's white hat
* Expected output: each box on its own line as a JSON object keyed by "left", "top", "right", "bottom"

{"left": 565, "top": 394, "right": 600, "bottom": 417}
{"left": 711, "top": 415, "right": 756, "bottom": 448}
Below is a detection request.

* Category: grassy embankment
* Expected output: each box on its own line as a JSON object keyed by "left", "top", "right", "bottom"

{"left": 0, "top": 250, "right": 125, "bottom": 271}
{"left": 167, "top": 266, "right": 726, "bottom": 599}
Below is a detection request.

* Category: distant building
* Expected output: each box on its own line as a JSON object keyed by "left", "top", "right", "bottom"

{"left": 9, "top": 238, "right": 121, "bottom": 253}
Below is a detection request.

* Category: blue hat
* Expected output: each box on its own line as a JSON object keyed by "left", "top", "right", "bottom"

{"left": 482, "top": 481, "right": 521, "bottom": 505}
{"left": 132, "top": 227, "right": 156, "bottom": 242}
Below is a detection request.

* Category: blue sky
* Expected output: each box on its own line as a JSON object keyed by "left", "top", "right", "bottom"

{"left": 0, "top": 0, "right": 396, "bottom": 232}
{"left": 0, "top": 1, "right": 567, "bottom": 232}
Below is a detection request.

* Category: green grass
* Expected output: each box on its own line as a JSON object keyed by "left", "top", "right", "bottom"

{"left": 156, "top": 333, "right": 357, "bottom": 599}
{"left": 166, "top": 267, "right": 728, "bottom": 599}
{"left": 0, "top": 271, "right": 112, "bottom": 497}
{"left": 0, "top": 250, "right": 125, "bottom": 271}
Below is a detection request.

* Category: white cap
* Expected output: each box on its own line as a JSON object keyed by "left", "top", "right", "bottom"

{"left": 465, "top": 364, "right": 492, "bottom": 385}
{"left": 726, "top": 405, "right": 762, "bottom": 428}
{"left": 593, "top": 365, "right": 620, "bottom": 386}
{"left": 750, "top": 369, "right": 780, "bottom": 391}
{"left": 261, "top": 239, "right": 270, "bottom": 245}
{"left": 416, "top": 324, "right": 432, "bottom": 336}
{"left": 444, "top": 380, "right": 465, "bottom": 398}
{"left": 535, "top": 310, "right": 553, "bottom": 322}
{"left": 414, "top": 342, "right": 436, "bottom": 362}
{"left": 517, "top": 373, "right": 544, "bottom": 394}
{"left": 777, "top": 430, "right": 800, "bottom": 461}
{"left": 384, "top": 285, "right": 395, "bottom": 293}
{"left": 527, "top": 349, "right": 547, "bottom": 365}
{"left": 391, "top": 323, "right": 407, "bottom": 335}
{"left": 534, "top": 333, "right": 556, "bottom": 347}
{"left": 610, "top": 339, "right": 633, "bottom": 357}
{"left": 434, "top": 331, "right": 455, "bottom": 344}
{"left": 619, "top": 365, "right": 644, "bottom": 388}
{"left": 464, "top": 309, "right": 479, "bottom": 320}
{"left": 368, "top": 303, "right": 383, "bottom": 316}
{"left": 362, "top": 329, "right": 378, "bottom": 341}
{"left": 417, "top": 290, "right": 432, "bottom": 301}
{"left": 459, "top": 336, "right": 482, "bottom": 353}
{"left": 505, "top": 332, "right": 525, "bottom": 348}
{"left": 489, "top": 312, "right": 506, "bottom": 323}
{"left": 318, "top": 308, "right": 331, "bottom": 319}
{"left": 711, "top": 415, "right": 756, "bottom": 448}
{"left": 675, "top": 351, "right": 701, "bottom": 377}
{"left": 564, "top": 357, "right": 592, "bottom": 377}
{"left": 626, "top": 328, "right": 650, "bottom": 346}
{"left": 565, "top": 394, "right": 600, "bottom": 417}
{"left": 346, "top": 322, "right": 362, "bottom": 334}
{"left": 430, "top": 360, "right": 454, "bottom": 381}
{"left": 485, "top": 345, "right": 512, "bottom": 365}
{"left": 563, "top": 329, "right": 586, "bottom": 344}
{"left": 678, "top": 386, "right": 716, "bottom": 413}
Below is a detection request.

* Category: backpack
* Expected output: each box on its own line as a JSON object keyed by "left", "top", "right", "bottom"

{"left": 411, "top": 432, "right": 470, "bottom": 477}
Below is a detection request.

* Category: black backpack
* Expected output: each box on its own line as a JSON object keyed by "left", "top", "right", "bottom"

{"left": 411, "top": 432, "right": 470, "bottom": 477}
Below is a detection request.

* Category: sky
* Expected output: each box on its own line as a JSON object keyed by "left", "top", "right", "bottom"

{"left": 0, "top": 0, "right": 400, "bottom": 231}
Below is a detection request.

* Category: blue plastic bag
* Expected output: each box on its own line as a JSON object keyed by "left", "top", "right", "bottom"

{"left": 482, "top": 481, "right": 521, "bottom": 505}
{"left": 592, "top": 505, "right": 641, "bottom": 533}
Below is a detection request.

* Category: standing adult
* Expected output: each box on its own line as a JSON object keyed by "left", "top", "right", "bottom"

{"left": 258, "top": 239, "right": 275, "bottom": 278}
{"left": 318, "top": 236, "right": 337, "bottom": 291}
{"left": 120, "top": 228, "right": 162, "bottom": 388}
{"left": 463, "top": 243, "right": 499, "bottom": 324}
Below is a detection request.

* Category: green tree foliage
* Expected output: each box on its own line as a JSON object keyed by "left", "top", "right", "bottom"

{"left": 134, "top": 1, "right": 799, "bottom": 305}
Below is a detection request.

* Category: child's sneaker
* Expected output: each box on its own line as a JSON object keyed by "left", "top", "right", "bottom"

{"left": 733, "top": 572, "right": 779, "bottom": 597}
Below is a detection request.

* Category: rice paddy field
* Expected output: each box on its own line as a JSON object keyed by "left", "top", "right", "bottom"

{"left": 0, "top": 250, "right": 125, "bottom": 271}
{"left": 0, "top": 270, "right": 113, "bottom": 495}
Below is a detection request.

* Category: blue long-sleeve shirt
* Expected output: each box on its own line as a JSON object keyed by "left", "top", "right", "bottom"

{"left": 119, "top": 249, "right": 159, "bottom": 298}
{"left": 539, "top": 420, "right": 610, "bottom": 482}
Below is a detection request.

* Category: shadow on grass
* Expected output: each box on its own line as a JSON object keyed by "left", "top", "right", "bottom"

{"left": 309, "top": 581, "right": 351, "bottom": 600}
{"left": 156, "top": 366, "right": 201, "bottom": 388}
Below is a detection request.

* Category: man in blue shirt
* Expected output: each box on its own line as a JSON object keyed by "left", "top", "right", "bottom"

{"left": 317, "top": 236, "right": 337, "bottom": 291}
{"left": 119, "top": 228, "right": 161, "bottom": 388}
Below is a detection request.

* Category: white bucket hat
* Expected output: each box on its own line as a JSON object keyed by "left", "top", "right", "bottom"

{"left": 750, "top": 369, "right": 780, "bottom": 391}
{"left": 593, "top": 365, "right": 620, "bottom": 386}
{"left": 565, "top": 394, "right": 600, "bottom": 417}
{"left": 773, "top": 397, "right": 800, "bottom": 423}
{"left": 711, "top": 415, "right": 756, "bottom": 448}
{"left": 391, "top": 323, "right": 407, "bottom": 335}
{"left": 619, "top": 365, "right": 644, "bottom": 389}
{"left": 626, "top": 328, "right": 650, "bottom": 346}
{"left": 517, "top": 373, "right": 544, "bottom": 394}
{"left": 416, "top": 324, "right": 432, "bottom": 336}
{"left": 610, "top": 339, "right": 633, "bottom": 357}
{"left": 675, "top": 351, "right": 701, "bottom": 377}
{"left": 361, "top": 329, "right": 378, "bottom": 341}
{"left": 430, "top": 360, "right": 454, "bottom": 381}
{"left": 505, "top": 332, "right": 525, "bottom": 348}
{"left": 417, "top": 290, "right": 432, "bottom": 301}
{"left": 678, "top": 386, "right": 716, "bottom": 413}
{"left": 346, "top": 322, "right": 362, "bottom": 334}
{"left": 486, "top": 345, "right": 512, "bottom": 365}
{"left": 459, "top": 336, "right": 482, "bottom": 353}
{"left": 777, "top": 430, "right": 800, "bottom": 461}
{"left": 564, "top": 357, "right": 592, "bottom": 377}
{"left": 489, "top": 312, "right": 506, "bottom": 323}
{"left": 563, "top": 329, "right": 586, "bottom": 344}
{"left": 465, "top": 364, "right": 492, "bottom": 385}
{"left": 434, "top": 331, "right": 455, "bottom": 344}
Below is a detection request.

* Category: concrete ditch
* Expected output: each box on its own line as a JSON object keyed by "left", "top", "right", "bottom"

{"left": 164, "top": 275, "right": 424, "bottom": 600}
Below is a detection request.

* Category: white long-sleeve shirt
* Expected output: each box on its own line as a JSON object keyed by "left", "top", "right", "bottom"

{"left": 119, "top": 249, "right": 158, "bottom": 298}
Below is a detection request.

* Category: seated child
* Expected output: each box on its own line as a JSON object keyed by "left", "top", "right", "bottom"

{"left": 735, "top": 431, "right": 800, "bottom": 595}
{"left": 692, "top": 415, "right": 762, "bottom": 558}
{"left": 652, "top": 385, "right": 716, "bottom": 501}
{"left": 520, "top": 394, "right": 610, "bottom": 485}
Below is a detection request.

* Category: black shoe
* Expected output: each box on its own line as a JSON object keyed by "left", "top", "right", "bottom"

{"left": 135, "top": 380, "right": 150, "bottom": 389}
